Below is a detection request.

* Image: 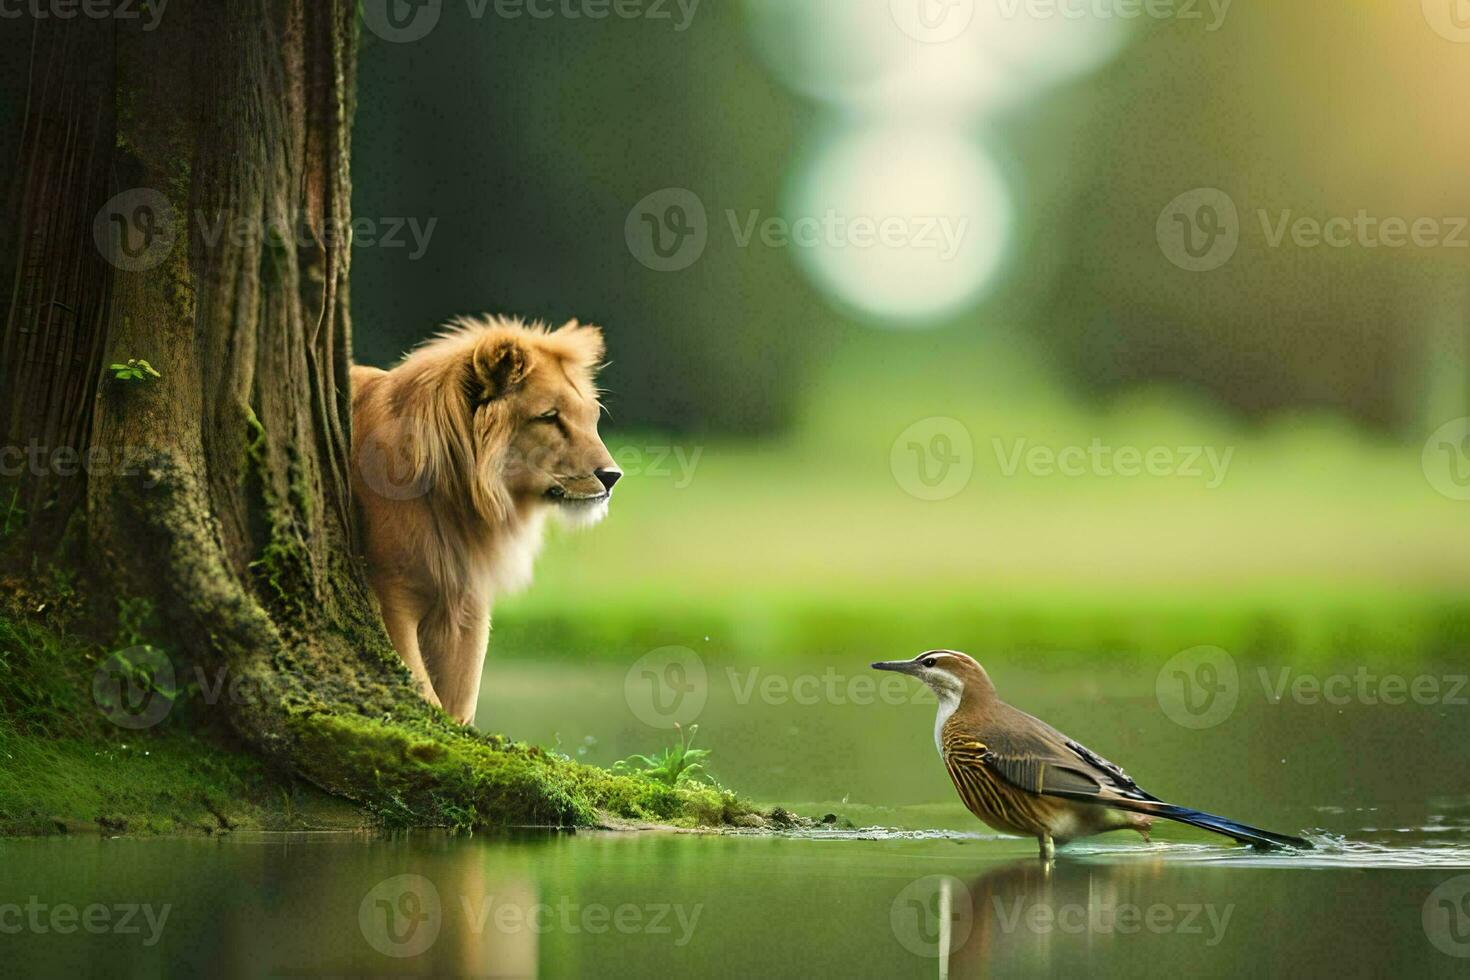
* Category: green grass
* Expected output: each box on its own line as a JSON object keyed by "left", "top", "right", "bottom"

{"left": 499, "top": 330, "right": 1470, "bottom": 662}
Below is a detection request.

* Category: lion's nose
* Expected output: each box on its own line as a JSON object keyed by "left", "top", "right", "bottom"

{"left": 594, "top": 467, "right": 622, "bottom": 492}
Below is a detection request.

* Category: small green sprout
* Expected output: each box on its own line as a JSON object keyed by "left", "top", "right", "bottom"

{"left": 613, "top": 723, "right": 712, "bottom": 787}
{"left": 110, "top": 359, "right": 162, "bottom": 383}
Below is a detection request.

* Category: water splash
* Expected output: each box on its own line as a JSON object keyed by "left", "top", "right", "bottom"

{"left": 1065, "top": 829, "right": 1470, "bottom": 869}
{"left": 745, "top": 808, "right": 1470, "bottom": 868}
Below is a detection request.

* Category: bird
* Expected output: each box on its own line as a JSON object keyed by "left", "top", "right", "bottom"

{"left": 871, "top": 650, "right": 1311, "bottom": 860}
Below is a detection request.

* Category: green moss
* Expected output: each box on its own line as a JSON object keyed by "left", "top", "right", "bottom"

{"left": 282, "top": 706, "right": 756, "bottom": 831}
{"left": 0, "top": 605, "right": 361, "bottom": 836}
{"left": 240, "top": 408, "right": 314, "bottom": 621}
{"left": 0, "top": 595, "right": 775, "bottom": 838}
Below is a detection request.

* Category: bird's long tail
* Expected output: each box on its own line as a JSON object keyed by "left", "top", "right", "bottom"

{"left": 1125, "top": 801, "right": 1312, "bottom": 850}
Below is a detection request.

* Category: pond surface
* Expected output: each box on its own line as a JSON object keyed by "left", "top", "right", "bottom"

{"left": 4, "top": 827, "right": 1470, "bottom": 976}
{"left": 5, "top": 651, "right": 1469, "bottom": 976}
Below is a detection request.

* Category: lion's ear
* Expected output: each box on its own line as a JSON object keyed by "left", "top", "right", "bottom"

{"left": 465, "top": 335, "right": 531, "bottom": 404}
{"left": 553, "top": 319, "right": 605, "bottom": 367}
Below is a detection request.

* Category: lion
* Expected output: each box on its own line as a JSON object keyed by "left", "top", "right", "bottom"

{"left": 350, "top": 316, "right": 620, "bottom": 724}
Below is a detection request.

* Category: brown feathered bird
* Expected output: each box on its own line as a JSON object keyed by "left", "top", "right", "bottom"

{"left": 872, "top": 650, "right": 1310, "bottom": 859}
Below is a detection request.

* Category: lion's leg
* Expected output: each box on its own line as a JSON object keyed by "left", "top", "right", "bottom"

{"left": 432, "top": 596, "right": 491, "bottom": 726}
{"left": 377, "top": 584, "right": 442, "bottom": 711}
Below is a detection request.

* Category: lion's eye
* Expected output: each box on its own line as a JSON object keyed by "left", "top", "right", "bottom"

{"left": 534, "top": 409, "right": 559, "bottom": 422}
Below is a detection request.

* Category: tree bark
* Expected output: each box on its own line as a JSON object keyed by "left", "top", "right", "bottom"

{"left": 2, "top": 2, "right": 746, "bottom": 829}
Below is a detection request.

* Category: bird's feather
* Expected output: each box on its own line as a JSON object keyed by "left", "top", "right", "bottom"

{"left": 947, "top": 703, "right": 1154, "bottom": 805}
{"left": 940, "top": 704, "right": 1310, "bottom": 850}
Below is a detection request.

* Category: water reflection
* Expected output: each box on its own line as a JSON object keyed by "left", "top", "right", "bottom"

{"left": 938, "top": 858, "right": 1188, "bottom": 976}
{"left": 4, "top": 829, "right": 1470, "bottom": 976}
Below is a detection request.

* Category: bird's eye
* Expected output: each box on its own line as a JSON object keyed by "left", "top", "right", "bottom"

{"left": 534, "top": 409, "right": 559, "bottom": 422}
{"left": 922, "top": 657, "right": 937, "bottom": 668}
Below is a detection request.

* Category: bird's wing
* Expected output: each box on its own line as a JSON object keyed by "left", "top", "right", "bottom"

{"left": 945, "top": 707, "right": 1158, "bottom": 805}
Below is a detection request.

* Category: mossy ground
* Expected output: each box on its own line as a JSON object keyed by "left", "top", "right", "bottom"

{"left": 0, "top": 583, "right": 768, "bottom": 837}
{"left": 0, "top": 590, "right": 366, "bottom": 836}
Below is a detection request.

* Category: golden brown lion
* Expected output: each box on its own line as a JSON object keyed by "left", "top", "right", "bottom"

{"left": 350, "top": 316, "right": 619, "bottom": 724}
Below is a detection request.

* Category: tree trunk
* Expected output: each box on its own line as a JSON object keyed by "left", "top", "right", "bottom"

{"left": 2, "top": 2, "right": 746, "bottom": 829}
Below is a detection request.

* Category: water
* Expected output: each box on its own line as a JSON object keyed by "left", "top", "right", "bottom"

{"left": 4, "top": 652, "right": 1469, "bottom": 976}
{"left": 4, "top": 828, "right": 1469, "bottom": 976}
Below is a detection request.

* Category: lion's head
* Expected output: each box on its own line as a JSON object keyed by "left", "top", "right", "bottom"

{"left": 387, "top": 316, "right": 618, "bottom": 527}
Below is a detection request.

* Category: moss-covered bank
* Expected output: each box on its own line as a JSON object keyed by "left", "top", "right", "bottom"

{"left": 0, "top": 586, "right": 770, "bottom": 838}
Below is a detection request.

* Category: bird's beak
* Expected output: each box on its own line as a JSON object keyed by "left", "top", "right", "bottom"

{"left": 871, "top": 659, "right": 919, "bottom": 675}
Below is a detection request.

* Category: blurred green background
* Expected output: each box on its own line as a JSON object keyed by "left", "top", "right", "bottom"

{"left": 351, "top": 0, "right": 1470, "bottom": 665}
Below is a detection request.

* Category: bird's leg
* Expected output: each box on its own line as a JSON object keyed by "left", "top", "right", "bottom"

{"left": 1133, "top": 812, "right": 1154, "bottom": 844}
{"left": 1037, "top": 833, "right": 1055, "bottom": 862}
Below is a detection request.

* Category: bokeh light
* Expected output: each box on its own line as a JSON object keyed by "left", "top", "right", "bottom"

{"left": 786, "top": 125, "right": 1013, "bottom": 324}
{"left": 744, "top": 0, "right": 1131, "bottom": 325}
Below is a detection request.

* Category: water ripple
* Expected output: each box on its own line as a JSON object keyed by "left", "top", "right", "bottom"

{"left": 1066, "top": 831, "right": 1470, "bottom": 868}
